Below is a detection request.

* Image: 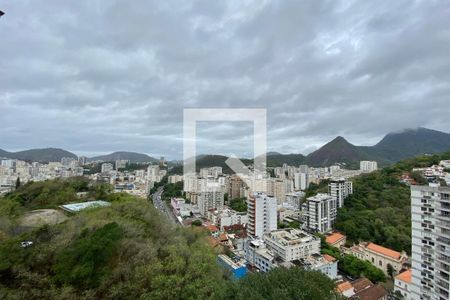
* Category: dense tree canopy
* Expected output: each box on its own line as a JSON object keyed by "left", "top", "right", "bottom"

{"left": 222, "top": 267, "right": 340, "bottom": 300}
{"left": 228, "top": 198, "right": 247, "bottom": 212}
{"left": 161, "top": 181, "right": 184, "bottom": 200}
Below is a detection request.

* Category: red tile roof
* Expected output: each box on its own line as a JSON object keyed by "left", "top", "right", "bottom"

{"left": 337, "top": 281, "right": 353, "bottom": 293}
{"left": 351, "top": 278, "right": 373, "bottom": 293}
{"left": 350, "top": 284, "right": 387, "bottom": 300}
{"left": 323, "top": 254, "right": 336, "bottom": 262}
{"left": 395, "top": 269, "right": 412, "bottom": 283}
{"left": 326, "top": 232, "right": 345, "bottom": 245}
{"left": 366, "top": 243, "right": 401, "bottom": 260}
{"left": 206, "top": 225, "right": 219, "bottom": 232}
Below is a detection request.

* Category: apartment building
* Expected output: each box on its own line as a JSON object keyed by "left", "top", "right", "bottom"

{"left": 294, "top": 172, "right": 308, "bottom": 190}
{"left": 411, "top": 184, "right": 450, "bottom": 300}
{"left": 197, "top": 187, "right": 224, "bottom": 216}
{"left": 101, "top": 163, "right": 114, "bottom": 173}
{"left": 247, "top": 192, "right": 277, "bottom": 238}
{"left": 263, "top": 228, "right": 320, "bottom": 262}
{"left": 303, "top": 193, "right": 336, "bottom": 233}
{"left": 328, "top": 178, "right": 353, "bottom": 208}
{"left": 360, "top": 160, "right": 378, "bottom": 172}
{"left": 229, "top": 174, "right": 245, "bottom": 199}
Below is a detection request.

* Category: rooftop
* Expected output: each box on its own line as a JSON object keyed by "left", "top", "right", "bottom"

{"left": 366, "top": 243, "right": 401, "bottom": 260}
{"left": 336, "top": 281, "right": 353, "bottom": 293}
{"left": 206, "top": 225, "right": 219, "bottom": 232}
{"left": 351, "top": 278, "right": 373, "bottom": 293}
{"left": 323, "top": 254, "right": 336, "bottom": 262}
{"left": 264, "top": 228, "right": 317, "bottom": 246}
{"left": 395, "top": 269, "right": 412, "bottom": 283}
{"left": 59, "top": 200, "right": 110, "bottom": 213}
{"left": 350, "top": 284, "right": 387, "bottom": 300}
{"left": 307, "top": 193, "right": 332, "bottom": 202}
{"left": 325, "top": 232, "right": 345, "bottom": 245}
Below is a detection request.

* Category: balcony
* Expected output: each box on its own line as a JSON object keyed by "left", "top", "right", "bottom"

{"left": 437, "top": 236, "right": 450, "bottom": 246}
{"left": 438, "top": 254, "right": 450, "bottom": 263}
{"left": 437, "top": 220, "right": 450, "bottom": 229}
{"left": 436, "top": 279, "right": 449, "bottom": 290}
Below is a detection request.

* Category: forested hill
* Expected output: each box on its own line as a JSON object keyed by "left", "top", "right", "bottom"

{"left": 334, "top": 150, "right": 450, "bottom": 253}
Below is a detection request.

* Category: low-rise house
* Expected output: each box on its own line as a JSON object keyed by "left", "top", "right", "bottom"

{"left": 394, "top": 269, "right": 412, "bottom": 300}
{"left": 207, "top": 208, "right": 248, "bottom": 230}
{"left": 205, "top": 225, "right": 220, "bottom": 237}
{"left": 349, "top": 284, "right": 387, "bottom": 300}
{"left": 337, "top": 278, "right": 388, "bottom": 300}
{"left": 245, "top": 239, "right": 276, "bottom": 273}
{"left": 293, "top": 253, "right": 338, "bottom": 279}
{"left": 325, "top": 231, "right": 346, "bottom": 248}
{"left": 337, "top": 281, "right": 355, "bottom": 298}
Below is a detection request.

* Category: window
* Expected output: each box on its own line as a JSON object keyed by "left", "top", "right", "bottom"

{"left": 379, "top": 260, "right": 382, "bottom": 266}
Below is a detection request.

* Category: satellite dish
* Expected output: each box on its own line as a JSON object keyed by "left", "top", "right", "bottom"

{"left": 0, "top": 10, "right": 4, "bottom": 17}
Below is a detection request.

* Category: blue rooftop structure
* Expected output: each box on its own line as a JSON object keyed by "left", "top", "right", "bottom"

{"left": 217, "top": 254, "right": 247, "bottom": 279}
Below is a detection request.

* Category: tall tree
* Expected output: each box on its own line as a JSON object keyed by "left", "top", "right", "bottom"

{"left": 15, "top": 177, "right": 21, "bottom": 190}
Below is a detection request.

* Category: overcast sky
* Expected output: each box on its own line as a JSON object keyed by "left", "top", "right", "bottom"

{"left": 1, "top": 1, "right": 449, "bottom": 159}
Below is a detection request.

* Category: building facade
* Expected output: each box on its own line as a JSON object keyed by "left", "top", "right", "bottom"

{"left": 247, "top": 192, "right": 277, "bottom": 238}
{"left": 197, "top": 188, "right": 224, "bottom": 216}
{"left": 303, "top": 193, "right": 336, "bottom": 233}
{"left": 328, "top": 178, "right": 353, "bottom": 208}
{"left": 360, "top": 160, "right": 378, "bottom": 172}
{"left": 411, "top": 184, "right": 450, "bottom": 300}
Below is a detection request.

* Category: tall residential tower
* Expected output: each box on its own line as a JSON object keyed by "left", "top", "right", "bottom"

{"left": 411, "top": 184, "right": 450, "bottom": 300}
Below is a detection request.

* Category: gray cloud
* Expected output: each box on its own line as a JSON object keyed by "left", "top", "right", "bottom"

{"left": 0, "top": 0, "right": 449, "bottom": 159}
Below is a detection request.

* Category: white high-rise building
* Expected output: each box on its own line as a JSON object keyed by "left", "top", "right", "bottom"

{"left": 101, "top": 163, "right": 114, "bottom": 173}
{"left": 299, "top": 165, "right": 309, "bottom": 174}
{"left": 303, "top": 193, "right": 336, "bottom": 233}
{"left": 328, "top": 178, "right": 353, "bottom": 208}
{"left": 294, "top": 172, "right": 309, "bottom": 190}
{"left": 115, "top": 159, "right": 128, "bottom": 170}
{"left": 147, "top": 165, "right": 160, "bottom": 177}
{"left": 411, "top": 184, "right": 450, "bottom": 300}
{"left": 78, "top": 156, "right": 87, "bottom": 166}
{"left": 199, "top": 167, "right": 222, "bottom": 179}
{"left": 247, "top": 192, "right": 277, "bottom": 238}
{"left": 360, "top": 161, "right": 378, "bottom": 172}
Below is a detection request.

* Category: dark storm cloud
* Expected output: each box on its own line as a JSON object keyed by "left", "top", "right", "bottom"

{"left": 0, "top": 0, "right": 449, "bottom": 159}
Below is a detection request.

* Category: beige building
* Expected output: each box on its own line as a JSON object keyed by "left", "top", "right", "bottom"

{"left": 346, "top": 242, "right": 408, "bottom": 276}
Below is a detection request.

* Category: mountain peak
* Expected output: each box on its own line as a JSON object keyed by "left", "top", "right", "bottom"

{"left": 330, "top": 136, "right": 349, "bottom": 143}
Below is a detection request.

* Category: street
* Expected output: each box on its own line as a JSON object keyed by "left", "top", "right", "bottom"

{"left": 150, "top": 186, "right": 178, "bottom": 225}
